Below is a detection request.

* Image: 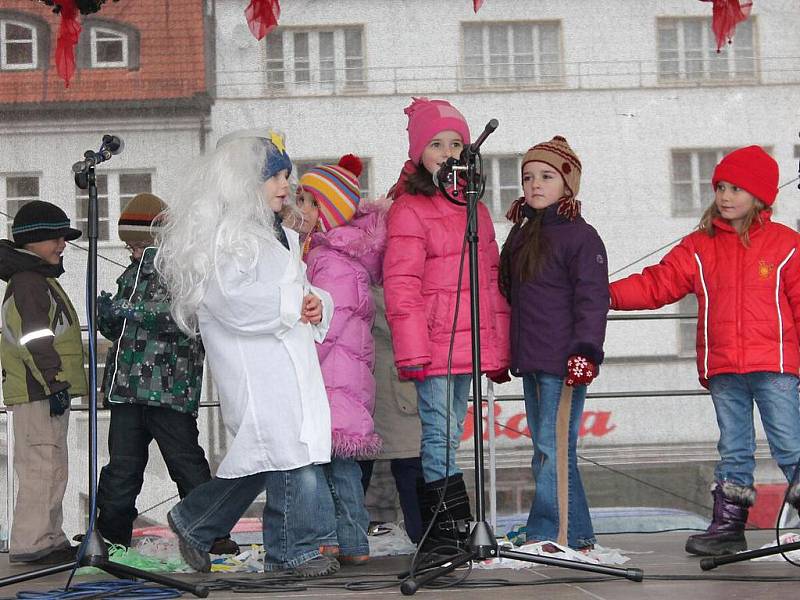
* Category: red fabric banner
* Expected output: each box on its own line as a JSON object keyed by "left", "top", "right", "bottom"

{"left": 245, "top": 0, "right": 281, "bottom": 41}
{"left": 700, "top": 0, "right": 754, "bottom": 52}
{"left": 54, "top": 0, "right": 82, "bottom": 87}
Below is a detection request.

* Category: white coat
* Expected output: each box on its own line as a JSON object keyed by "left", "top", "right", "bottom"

{"left": 198, "top": 224, "right": 333, "bottom": 478}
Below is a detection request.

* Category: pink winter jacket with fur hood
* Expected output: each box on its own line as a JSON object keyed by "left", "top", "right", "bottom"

{"left": 305, "top": 201, "right": 387, "bottom": 458}
{"left": 383, "top": 161, "right": 511, "bottom": 376}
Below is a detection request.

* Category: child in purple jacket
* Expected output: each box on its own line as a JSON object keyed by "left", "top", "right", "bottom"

{"left": 299, "top": 155, "right": 385, "bottom": 564}
{"left": 499, "top": 136, "right": 609, "bottom": 552}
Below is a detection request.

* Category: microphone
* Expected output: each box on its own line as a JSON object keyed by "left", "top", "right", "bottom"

{"left": 72, "top": 135, "right": 125, "bottom": 174}
{"left": 433, "top": 156, "right": 460, "bottom": 188}
{"left": 467, "top": 119, "right": 499, "bottom": 155}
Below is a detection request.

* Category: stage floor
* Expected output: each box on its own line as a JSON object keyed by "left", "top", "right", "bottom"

{"left": 0, "top": 531, "right": 799, "bottom": 599}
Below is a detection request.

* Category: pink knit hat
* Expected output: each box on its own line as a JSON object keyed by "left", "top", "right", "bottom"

{"left": 712, "top": 145, "right": 779, "bottom": 206}
{"left": 405, "top": 97, "right": 471, "bottom": 164}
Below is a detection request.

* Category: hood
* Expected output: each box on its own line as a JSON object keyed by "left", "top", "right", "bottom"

{"left": 712, "top": 209, "right": 772, "bottom": 236}
{"left": 387, "top": 160, "right": 417, "bottom": 200}
{"left": 0, "top": 239, "right": 64, "bottom": 282}
{"left": 308, "top": 198, "right": 390, "bottom": 285}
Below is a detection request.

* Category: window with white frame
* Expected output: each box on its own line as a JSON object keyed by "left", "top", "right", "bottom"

{"left": 90, "top": 26, "right": 128, "bottom": 68}
{"left": 657, "top": 17, "right": 756, "bottom": 83}
{"left": 265, "top": 27, "right": 365, "bottom": 94}
{"left": 295, "top": 159, "right": 371, "bottom": 199}
{"left": 677, "top": 296, "right": 698, "bottom": 357}
{"left": 2, "top": 175, "right": 40, "bottom": 238}
{"left": 75, "top": 172, "right": 152, "bottom": 242}
{"left": 1, "top": 19, "right": 37, "bottom": 70}
{"left": 671, "top": 148, "right": 734, "bottom": 217}
{"left": 462, "top": 22, "right": 562, "bottom": 88}
{"left": 481, "top": 155, "right": 522, "bottom": 220}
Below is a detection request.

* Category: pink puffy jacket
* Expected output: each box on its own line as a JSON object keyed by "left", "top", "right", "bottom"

{"left": 305, "top": 202, "right": 387, "bottom": 458}
{"left": 383, "top": 165, "right": 510, "bottom": 376}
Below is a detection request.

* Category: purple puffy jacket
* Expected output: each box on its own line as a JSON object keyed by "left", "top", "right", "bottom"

{"left": 305, "top": 201, "right": 387, "bottom": 458}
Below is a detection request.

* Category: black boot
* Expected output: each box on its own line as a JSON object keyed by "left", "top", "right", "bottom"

{"left": 788, "top": 479, "right": 800, "bottom": 512}
{"left": 417, "top": 473, "right": 473, "bottom": 552}
{"left": 685, "top": 481, "right": 755, "bottom": 556}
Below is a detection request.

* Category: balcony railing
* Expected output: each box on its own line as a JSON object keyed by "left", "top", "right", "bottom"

{"left": 214, "top": 56, "right": 800, "bottom": 99}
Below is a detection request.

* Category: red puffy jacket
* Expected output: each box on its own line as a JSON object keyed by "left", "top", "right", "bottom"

{"left": 383, "top": 186, "right": 510, "bottom": 376}
{"left": 610, "top": 213, "right": 800, "bottom": 385}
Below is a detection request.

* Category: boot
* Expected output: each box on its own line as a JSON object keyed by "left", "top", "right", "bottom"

{"left": 685, "top": 481, "right": 755, "bottom": 556}
{"left": 417, "top": 473, "right": 473, "bottom": 552}
{"left": 787, "top": 479, "right": 800, "bottom": 512}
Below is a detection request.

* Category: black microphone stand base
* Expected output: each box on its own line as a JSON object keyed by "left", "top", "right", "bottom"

{"left": 0, "top": 528, "right": 209, "bottom": 597}
{"left": 399, "top": 521, "right": 643, "bottom": 595}
{"left": 700, "top": 540, "right": 800, "bottom": 571}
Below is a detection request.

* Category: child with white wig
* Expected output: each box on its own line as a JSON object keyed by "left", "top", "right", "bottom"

{"left": 156, "top": 128, "right": 338, "bottom": 577}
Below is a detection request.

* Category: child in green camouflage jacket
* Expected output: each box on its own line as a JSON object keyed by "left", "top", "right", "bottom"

{"left": 95, "top": 193, "right": 236, "bottom": 554}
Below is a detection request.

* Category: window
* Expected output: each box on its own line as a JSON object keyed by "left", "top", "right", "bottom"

{"left": 265, "top": 27, "right": 365, "bottom": 94}
{"left": 295, "top": 159, "right": 371, "bottom": 199}
{"left": 482, "top": 155, "right": 522, "bottom": 220}
{"left": 90, "top": 26, "right": 128, "bottom": 68}
{"left": 1, "top": 19, "right": 36, "bottom": 70}
{"left": 671, "top": 148, "right": 734, "bottom": 217}
{"left": 657, "top": 18, "right": 756, "bottom": 83}
{"left": 677, "top": 296, "right": 698, "bottom": 357}
{"left": 462, "top": 22, "right": 562, "bottom": 88}
{"left": 2, "top": 175, "right": 40, "bottom": 238}
{"left": 75, "top": 172, "right": 152, "bottom": 242}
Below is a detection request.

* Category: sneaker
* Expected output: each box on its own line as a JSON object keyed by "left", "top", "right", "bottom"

{"left": 319, "top": 545, "right": 340, "bottom": 557}
{"left": 288, "top": 555, "right": 340, "bottom": 578}
{"left": 209, "top": 536, "right": 239, "bottom": 555}
{"left": 167, "top": 512, "right": 210, "bottom": 572}
{"left": 10, "top": 545, "right": 77, "bottom": 565}
{"left": 339, "top": 554, "right": 369, "bottom": 566}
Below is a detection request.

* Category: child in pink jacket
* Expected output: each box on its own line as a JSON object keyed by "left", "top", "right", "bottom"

{"left": 382, "top": 97, "right": 511, "bottom": 549}
{"left": 300, "top": 155, "right": 385, "bottom": 563}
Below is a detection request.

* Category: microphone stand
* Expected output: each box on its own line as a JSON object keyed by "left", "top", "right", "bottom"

{"left": 700, "top": 540, "right": 800, "bottom": 571}
{"left": 0, "top": 146, "right": 208, "bottom": 597}
{"left": 400, "top": 120, "right": 643, "bottom": 595}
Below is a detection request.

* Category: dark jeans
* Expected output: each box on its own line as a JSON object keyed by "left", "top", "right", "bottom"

{"left": 97, "top": 403, "right": 212, "bottom": 546}
{"left": 360, "top": 457, "right": 424, "bottom": 543}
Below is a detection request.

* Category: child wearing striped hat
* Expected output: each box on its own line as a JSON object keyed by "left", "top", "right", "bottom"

{"left": 298, "top": 155, "right": 387, "bottom": 564}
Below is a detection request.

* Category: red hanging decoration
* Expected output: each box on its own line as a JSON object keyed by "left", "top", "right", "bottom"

{"left": 53, "top": 0, "right": 82, "bottom": 87}
{"left": 700, "top": 0, "right": 753, "bottom": 53}
{"left": 245, "top": 0, "right": 281, "bottom": 41}
{"left": 473, "top": 0, "right": 485, "bottom": 12}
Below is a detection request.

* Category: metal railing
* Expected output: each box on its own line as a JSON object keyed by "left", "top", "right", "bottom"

{"left": 214, "top": 56, "right": 800, "bottom": 99}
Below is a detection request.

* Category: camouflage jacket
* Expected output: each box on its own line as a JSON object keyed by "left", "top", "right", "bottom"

{"left": 99, "top": 247, "right": 204, "bottom": 415}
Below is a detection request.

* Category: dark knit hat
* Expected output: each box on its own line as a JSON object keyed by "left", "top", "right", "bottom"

{"left": 12, "top": 201, "right": 81, "bottom": 247}
{"left": 712, "top": 146, "right": 779, "bottom": 206}
{"left": 118, "top": 193, "right": 166, "bottom": 245}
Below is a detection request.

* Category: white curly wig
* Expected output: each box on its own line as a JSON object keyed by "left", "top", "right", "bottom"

{"left": 155, "top": 129, "right": 299, "bottom": 335}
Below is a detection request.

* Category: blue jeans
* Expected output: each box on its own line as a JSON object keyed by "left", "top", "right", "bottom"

{"left": 415, "top": 374, "right": 472, "bottom": 482}
{"left": 709, "top": 372, "right": 800, "bottom": 487}
{"left": 319, "top": 458, "right": 370, "bottom": 556}
{"left": 168, "top": 464, "right": 328, "bottom": 570}
{"left": 523, "top": 372, "right": 595, "bottom": 549}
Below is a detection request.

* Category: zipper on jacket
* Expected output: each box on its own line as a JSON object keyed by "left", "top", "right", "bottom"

{"left": 736, "top": 241, "right": 743, "bottom": 371}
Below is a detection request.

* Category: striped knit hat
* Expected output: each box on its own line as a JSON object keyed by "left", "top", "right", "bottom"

{"left": 299, "top": 155, "right": 362, "bottom": 232}
{"left": 12, "top": 201, "right": 81, "bottom": 246}
{"left": 118, "top": 193, "right": 166, "bottom": 245}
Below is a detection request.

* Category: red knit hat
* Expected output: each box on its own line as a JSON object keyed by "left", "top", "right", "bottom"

{"left": 712, "top": 146, "right": 779, "bottom": 206}
{"left": 405, "top": 97, "right": 471, "bottom": 164}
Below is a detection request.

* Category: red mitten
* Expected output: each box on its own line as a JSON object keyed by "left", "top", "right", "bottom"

{"left": 398, "top": 365, "right": 426, "bottom": 382}
{"left": 565, "top": 355, "right": 597, "bottom": 387}
{"left": 486, "top": 369, "right": 511, "bottom": 384}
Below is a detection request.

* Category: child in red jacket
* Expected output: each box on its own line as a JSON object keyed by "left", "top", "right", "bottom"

{"left": 610, "top": 146, "right": 800, "bottom": 557}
